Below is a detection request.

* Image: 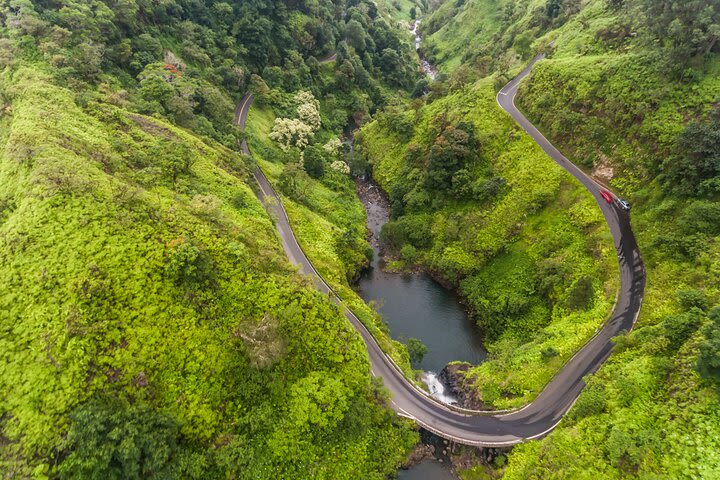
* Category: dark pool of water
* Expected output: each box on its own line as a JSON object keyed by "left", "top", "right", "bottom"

{"left": 355, "top": 181, "right": 487, "bottom": 373}
{"left": 397, "top": 461, "right": 457, "bottom": 480}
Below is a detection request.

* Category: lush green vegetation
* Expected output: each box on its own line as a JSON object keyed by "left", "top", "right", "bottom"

{"left": 418, "top": 0, "right": 720, "bottom": 477}
{"left": 358, "top": 79, "right": 618, "bottom": 408}
{"left": 0, "top": 0, "right": 422, "bottom": 477}
{"left": 0, "top": 68, "right": 416, "bottom": 478}
{"left": 4, "top": 0, "right": 719, "bottom": 476}
{"left": 243, "top": 101, "right": 415, "bottom": 373}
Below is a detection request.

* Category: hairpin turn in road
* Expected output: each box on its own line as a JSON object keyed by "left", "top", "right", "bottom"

{"left": 234, "top": 53, "right": 645, "bottom": 446}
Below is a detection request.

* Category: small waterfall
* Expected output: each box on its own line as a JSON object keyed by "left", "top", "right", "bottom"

{"left": 421, "top": 372, "right": 458, "bottom": 405}
{"left": 411, "top": 20, "right": 437, "bottom": 80}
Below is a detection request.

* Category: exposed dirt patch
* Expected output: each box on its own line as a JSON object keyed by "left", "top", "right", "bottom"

{"left": 591, "top": 151, "right": 614, "bottom": 182}
{"left": 129, "top": 114, "right": 177, "bottom": 139}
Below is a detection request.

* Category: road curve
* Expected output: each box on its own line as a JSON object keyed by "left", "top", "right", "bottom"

{"left": 235, "top": 53, "right": 645, "bottom": 446}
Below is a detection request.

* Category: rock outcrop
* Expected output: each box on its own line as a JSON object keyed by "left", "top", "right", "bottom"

{"left": 439, "top": 363, "right": 489, "bottom": 410}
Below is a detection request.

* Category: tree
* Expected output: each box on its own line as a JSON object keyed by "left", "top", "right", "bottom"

{"left": 279, "top": 162, "right": 311, "bottom": 201}
{"left": 546, "top": 0, "right": 562, "bottom": 19}
{"left": 664, "top": 108, "right": 720, "bottom": 196}
{"left": 269, "top": 118, "right": 315, "bottom": 151}
{"left": 400, "top": 244, "right": 418, "bottom": 262}
{"left": 698, "top": 307, "right": 720, "bottom": 381}
{"left": 303, "top": 144, "right": 326, "bottom": 179}
{"left": 131, "top": 33, "right": 163, "bottom": 71}
{"left": 411, "top": 78, "right": 430, "bottom": 98}
{"left": 150, "top": 140, "right": 196, "bottom": 184}
{"left": 165, "top": 238, "right": 213, "bottom": 287}
{"left": 663, "top": 308, "right": 704, "bottom": 350}
{"left": 407, "top": 338, "right": 428, "bottom": 366}
{"left": 677, "top": 289, "right": 708, "bottom": 311}
{"left": 294, "top": 90, "right": 321, "bottom": 130}
{"left": 248, "top": 74, "right": 271, "bottom": 102}
{"left": 269, "top": 91, "right": 321, "bottom": 151}
{"left": 346, "top": 20, "right": 367, "bottom": 51}
{"left": 323, "top": 137, "right": 343, "bottom": 159}
{"left": 59, "top": 400, "right": 179, "bottom": 480}
{"left": 425, "top": 120, "right": 479, "bottom": 192}
{"left": 330, "top": 160, "right": 350, "bottom": 174}
{"left": 378, "top": 48, "right": 406, "bottom": 87}
{"left": 566, "top": 275, "right": 594, "bottom": 311}
{"left": 514, "top": 31, "right": 534, "bottom": 59}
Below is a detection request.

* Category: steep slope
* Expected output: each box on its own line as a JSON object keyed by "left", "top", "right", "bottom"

{"left": 0, "top": 66, "right": 416, "bottom": 478}
{"left": 358, "top": 78, "right": 618, "bottom": 409}
{"left": 416, "top": 0, "right": 720, "bottom": 477}
{"left": 0, "top": 0, "right": 427, "bottom": 470}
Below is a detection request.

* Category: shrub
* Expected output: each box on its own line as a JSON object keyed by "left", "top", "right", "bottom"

{"left": 165, "top": 239, "right": 213, "bottom": 287}
{"left": 400, "top": 244, "right": 418, "bottom": 263}
{"left": 381, "top": 215, "right": 433, "bottom": 251}
{"left": 566, "top": 275, "right": 594, "bottom": 311}
{"left": 569, "top": 380, "right": 607, "bottom": 421}
{"left": 663, "top": 309, "right": 704, "bottom": 351}
{"left": 676, "top": 289, "right": 708, "bottom": 312}
{"left": 540, "top": 346, "right": 559, "bottom": 362}
{"left": 59, "top": 400, "right": 179, "bottom": 479}
{"left": 407, "top": 338, "right": 428, "bottom": 366}
{"left": 303, "top": 144, "right": 326, "bottom": 179}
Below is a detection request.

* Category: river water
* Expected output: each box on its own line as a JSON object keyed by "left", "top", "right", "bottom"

{"left": 411, "top": 20, "right": 437, "bottom": 80}
{"left": 354, "top": 181, "right": 487, "bottom": 383}
{"left": 398, "top": 460, "right": 456, "bottom": 480}
{"left": 355, "top": 20, "right": 476, "bottom": 480}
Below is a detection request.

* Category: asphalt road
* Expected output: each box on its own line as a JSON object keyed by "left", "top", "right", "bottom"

{"left": 235, "top": 53, "right": 646, "bottom": 446}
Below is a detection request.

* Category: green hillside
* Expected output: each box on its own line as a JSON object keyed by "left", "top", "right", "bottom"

{"left": 0, "top": 65, "right": 416, "bottom": 478}
{"left": 358, "top": 78, "right": 617, "bottom": 408}
{"left": 416, "top": 0, "right": 720, "bottom": 477}
{"left": 0, "top": 0, "right": 420, "bottom": 477}
{"left": 2, "top": 0, "right": 719, "bottom": 477}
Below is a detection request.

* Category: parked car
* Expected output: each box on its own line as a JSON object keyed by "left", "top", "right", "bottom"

{"left": 617, "top": 199, "right": 631, "bottom": 211}
{"left": 600, "top": 190, "right": 613, "bottom": 203}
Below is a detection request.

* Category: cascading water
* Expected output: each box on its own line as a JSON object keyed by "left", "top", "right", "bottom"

{"left": 411, "top": 20, "right": 437, "bottom": 80}
{"left": 421, "top": 372, "right": 459, "bottom": 405}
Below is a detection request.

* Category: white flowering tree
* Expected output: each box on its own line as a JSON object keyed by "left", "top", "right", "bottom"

{"left": 323, "top": 137, "right": 342, "bottom": 157}
{"left": 269, "top": 91, "right": 322, "bottom": 152}
{"left": 330, "top": 160, "right": 350, "bottom": 174}
{"left": 269, "top": 117, "right": 315, "bottom": 151}
{"left": 294, "top": 90, "right": 321, "bottom": 130}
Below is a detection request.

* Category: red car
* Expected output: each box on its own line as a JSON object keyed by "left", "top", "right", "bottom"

{"left": 600, "top": 190, "right": 613, "bottom": 203}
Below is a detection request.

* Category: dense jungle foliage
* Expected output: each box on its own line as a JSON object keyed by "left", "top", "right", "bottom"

{"left": 0, "top": 0, "right": 422, "bottom": 477}
{"left": 393, "top": 0, "right": 720, "bottom": 477}
{"left": 358, "top": 77, "right": 618, "bottom": 409}
{"left": 3, "top": 0, "right": 720, "bottom": 477}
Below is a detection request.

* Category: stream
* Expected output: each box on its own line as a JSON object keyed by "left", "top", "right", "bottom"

{"left": 355, "top": 181, "right": 487, "bottom": 378}
{"left": 354, "top": 179, "right": 483, "bottom": 479}
{"left": 411, "top": 20, "right": 437, "bottom": 80}
{"left": 354, "top": 19, "right": 476, "bottom": 480}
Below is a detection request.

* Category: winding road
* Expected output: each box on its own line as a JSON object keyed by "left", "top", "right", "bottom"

{"left": 234, "top": 52, "right": 646, "bottom": 446}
